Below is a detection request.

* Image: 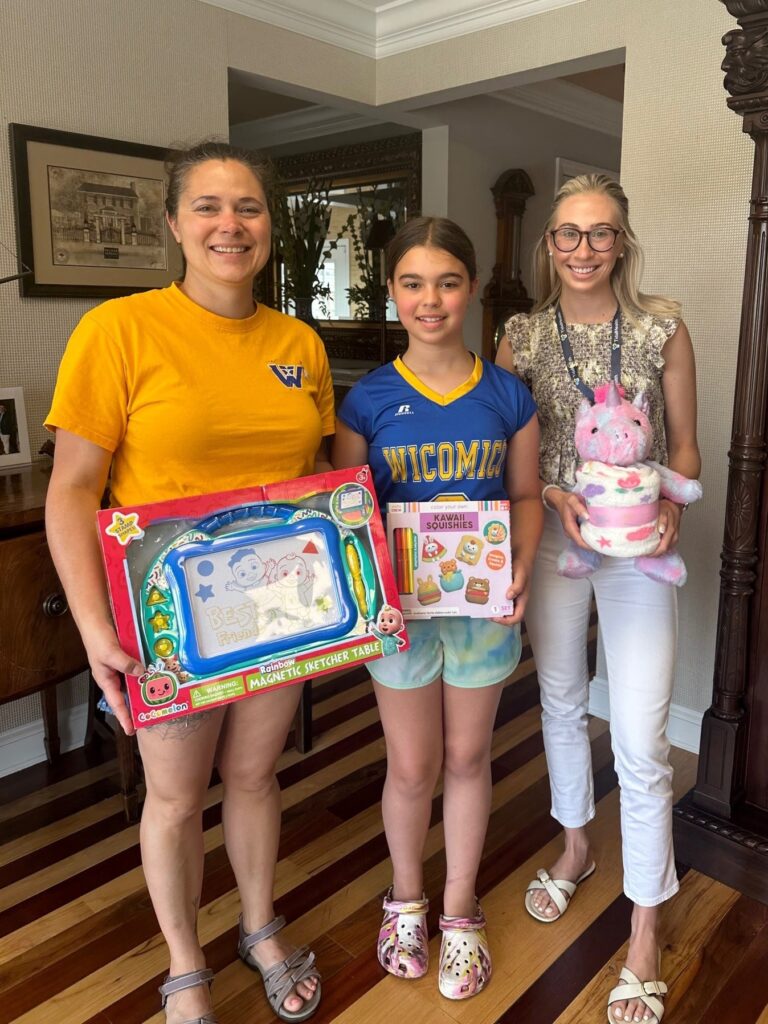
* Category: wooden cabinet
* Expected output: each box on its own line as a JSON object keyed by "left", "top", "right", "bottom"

{"left": 0, "top": 463, "right": 87, "bottom": 760}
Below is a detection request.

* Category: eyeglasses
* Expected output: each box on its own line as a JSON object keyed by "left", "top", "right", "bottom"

{"left": 549, "top": 227, "right": 624, "bottom": 253}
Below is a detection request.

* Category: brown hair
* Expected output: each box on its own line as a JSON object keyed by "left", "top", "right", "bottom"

{"left": 165, "top": 139, "right": 274, "bottom": 219}
{"left": 532, "top": 174, "right": 681, "bottom": 322}
{"left": 386, "top": 216, "right": 477, "bottom": 282}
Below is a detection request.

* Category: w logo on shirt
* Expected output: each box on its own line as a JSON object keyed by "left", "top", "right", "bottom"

{"left": 269, "top": 364, "right": 305, "bottom": 388}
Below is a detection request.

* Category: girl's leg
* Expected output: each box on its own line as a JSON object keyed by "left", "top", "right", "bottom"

{"left": 524, "top": 511, "right": 595, "bottom": 916}
{"left": 441, "top": 680, "right": 505, "bottom": 917}
{"left": 137, "top": 710, "right": 226, "bottom": 1024}
{"left": 373, "top": 677, "right": 444, "bottom": 900}
{"left": 595, "top": 559, "right": 677, "bottom": 1023}
{"left": 217, "top": 683, "right": 318, "bottom": 1016}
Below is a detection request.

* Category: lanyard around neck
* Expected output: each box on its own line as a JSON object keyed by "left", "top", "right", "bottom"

{"left": 554, "top": 303, "right": 622, "bottom": 404}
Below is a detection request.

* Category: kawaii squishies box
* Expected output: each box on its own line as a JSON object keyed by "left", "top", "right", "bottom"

{"left": 386, "top": 500, "right": 514, "bottom": 619}
{"left": 98, "top": 466, "right": 407, "bottom": 728}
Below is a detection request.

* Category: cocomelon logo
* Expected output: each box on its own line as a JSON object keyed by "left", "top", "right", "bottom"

{"left": 137, "top": 702, "right": 190, "bottom": 723}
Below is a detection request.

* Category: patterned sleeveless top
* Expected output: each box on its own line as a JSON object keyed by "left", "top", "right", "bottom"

{"left": 504, "top": 307, "right": 679, "bottom": 488}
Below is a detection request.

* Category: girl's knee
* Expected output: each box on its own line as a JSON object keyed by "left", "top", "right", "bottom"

{"left": 443, "top": 741, "right": 489, "bottom": 780}
{"left": 387, "top": 753, "right": 441, "bottom": 795}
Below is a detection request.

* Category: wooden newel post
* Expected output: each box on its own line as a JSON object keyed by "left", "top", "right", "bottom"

{"left": 673, "top": 0, "right": 768, "bottom": 903}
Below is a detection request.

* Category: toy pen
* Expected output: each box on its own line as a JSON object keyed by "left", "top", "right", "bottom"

{"left": 344, "top": 537, "right": 370, "bottom": 619}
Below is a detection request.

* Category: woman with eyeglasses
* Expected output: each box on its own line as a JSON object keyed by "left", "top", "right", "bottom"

{"left": 496, "top": 175, "right": 700, "bottom": 1024}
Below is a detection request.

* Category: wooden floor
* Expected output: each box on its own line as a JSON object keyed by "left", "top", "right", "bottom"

{"left": 1, "top": 630, "right": 767, "bottom": 1024}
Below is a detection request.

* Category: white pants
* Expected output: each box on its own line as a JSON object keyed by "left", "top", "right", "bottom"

{"left": 525, "top": 511, "right": 679, "bottom": 907}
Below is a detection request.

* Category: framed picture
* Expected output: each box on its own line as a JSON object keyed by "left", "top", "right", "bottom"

{"left": 554, "top": 157, "right": 620, "bottom": 196}
{"left": 0, "top": 387, "right": 32, "bottom": 469}
{"left": 9, "top": 123, "right": 182, "bottom": 298}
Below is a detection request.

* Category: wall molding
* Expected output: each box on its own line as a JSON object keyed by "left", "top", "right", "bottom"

{"left": 199, "top": 0, "right": 587, "bottom": 58}
{"left": 589, "top": 676, "right": 704, "bottom": 754}
{"left": 491, "top": 79, "right": 623, "bottom": 137}
{"left": 231, "top": 106, "right": 379, "bottom": 147}
{"left": 0, "top": 703, "right": 89, "bottom": 779}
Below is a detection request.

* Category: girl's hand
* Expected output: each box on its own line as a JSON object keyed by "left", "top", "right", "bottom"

{"left": 548, "top": 487, "right": 592, "bottom": 549}
{"left": 492, "top": 558, "right": 531, "bottom": 627}
{"left": 85, "top": 625, "right": 144, "bottom": 736}
{"left": 648, "top": 498, "right": 682, "bottom": 557}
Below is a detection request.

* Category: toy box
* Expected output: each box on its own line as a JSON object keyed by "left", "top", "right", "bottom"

{"left": 386, "top": 500, "right": 514, "bottom": 619}
{"left": 98, "top": 466, "right": 407, "bottom": 729}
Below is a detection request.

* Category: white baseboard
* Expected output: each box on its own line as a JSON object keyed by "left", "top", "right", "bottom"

{"left": 0, "top": 702, "right": 89, "bottom": 779}
{"left": 589, "top": 676, "right": 703, "bottom": 754}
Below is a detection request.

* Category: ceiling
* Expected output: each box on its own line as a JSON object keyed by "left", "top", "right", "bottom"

{"left": 228, "top": 62, "right": 625, "bottom": 146}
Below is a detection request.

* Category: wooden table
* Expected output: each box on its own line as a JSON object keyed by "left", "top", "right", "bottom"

{"left": 0, "top": 462, "right": 140, "bottom": 817}
{"left": 0, "top": 462, "right": 88, "bottom": 761}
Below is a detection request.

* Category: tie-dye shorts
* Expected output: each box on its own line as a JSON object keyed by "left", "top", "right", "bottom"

{"left": 368, "top": 617, "right": 521, "bottom": 689}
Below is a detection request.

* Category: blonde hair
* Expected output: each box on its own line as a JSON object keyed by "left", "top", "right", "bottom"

{"left": 532, "top": 174, "right": 681, "bottom": 323}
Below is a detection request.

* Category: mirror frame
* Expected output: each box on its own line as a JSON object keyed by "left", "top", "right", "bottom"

{"left": 266, "top": 133, "right": 421, "bottom": 361}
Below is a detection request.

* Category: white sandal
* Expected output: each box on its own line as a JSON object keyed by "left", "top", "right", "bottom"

{"left": 606, "top": 965, "right": 667, "bottom": 1023}
{"left": 524, "top": 863, "right": 595, "bottom": 922}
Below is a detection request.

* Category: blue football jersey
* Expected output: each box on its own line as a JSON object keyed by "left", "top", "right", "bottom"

{"left": 338, "top": 355, "right": 536, "bottom": 508}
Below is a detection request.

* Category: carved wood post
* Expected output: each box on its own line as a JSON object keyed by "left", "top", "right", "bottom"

{"left": 481, "top": 169, "right": 535, "bottom": 359}
{"left": 693, "top": 0, "right": 768, "bottom": 817}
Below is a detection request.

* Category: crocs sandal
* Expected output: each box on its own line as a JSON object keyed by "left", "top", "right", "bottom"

{"left": 377, "top": 887, "right": 429, "bottom": 979}
{"left": 238, "top": 914, "right": 321, "bottom": 1022}
{"left": 158, "top": 968, "right": 218, "bottom": 1024}
{"left": 524, "top": 862, "right": 596, "bottom": 922}
{"left": 437, "top": 904, "right": 492, "bottom": 1000}
{"left": 607, "top": 965, "right": 667, "bottom": 1023}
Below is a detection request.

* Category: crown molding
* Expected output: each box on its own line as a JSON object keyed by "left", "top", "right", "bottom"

{"left": 199, "top": 0, "right": 587, "bottom": 58}
{"left": 491, "top": 78, "right": 623, "bottom": 137}
{"left": 200, "top": 0, "right": 376, "bottom": 54}
{"left": 374, "top": 0, "right": 587, "bottom": 58}
{"left": 231, "top": 106, "right": 379, "bottom": 147}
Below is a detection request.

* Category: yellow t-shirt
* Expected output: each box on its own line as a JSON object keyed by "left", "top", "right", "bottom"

{"left": 46, "top": 283, "right": 335, "bottom": 507}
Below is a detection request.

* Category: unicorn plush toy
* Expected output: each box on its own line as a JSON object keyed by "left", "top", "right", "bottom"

{"left": 557, "top": 381, "right": 702, "bottom": 586}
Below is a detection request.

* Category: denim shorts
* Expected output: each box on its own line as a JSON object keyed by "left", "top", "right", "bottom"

{"left": 368, "top": 617, "right": 521, "bottom": 689}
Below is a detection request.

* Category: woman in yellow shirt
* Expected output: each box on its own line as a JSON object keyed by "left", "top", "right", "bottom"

{"left": 46, "top": 141, "right": 333, "bottom": 1024}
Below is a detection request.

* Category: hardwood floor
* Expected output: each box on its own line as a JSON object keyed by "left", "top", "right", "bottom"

{"left": 1, "top": 629, "right": 766, "bottom": 1024}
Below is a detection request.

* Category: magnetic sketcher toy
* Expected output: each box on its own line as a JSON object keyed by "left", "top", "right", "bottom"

{"left": 99, "top": 467, "right": 406, "bottom": 728}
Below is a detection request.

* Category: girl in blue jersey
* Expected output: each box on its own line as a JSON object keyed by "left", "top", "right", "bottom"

{"left": 333, "top": 217, "right": 542, "bottom": 1001}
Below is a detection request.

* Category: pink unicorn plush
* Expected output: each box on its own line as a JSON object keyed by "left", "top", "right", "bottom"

{"left": 557, "top": 381, "right": 702, "bottom": 586}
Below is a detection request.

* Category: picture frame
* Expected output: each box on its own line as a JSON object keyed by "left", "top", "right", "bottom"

{"left": 554, "top": 157, "right": 620, "bottom": 196}
{"left": 0, "top": 387, "right": 32, "bottom": 469}
{"left": 9, "top": 123, "right": 182, "bottom": 298}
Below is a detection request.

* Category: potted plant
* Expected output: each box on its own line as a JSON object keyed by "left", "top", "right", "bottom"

{"left": 343, "top": 185, "right": 405, "bottom": 320}
{"left": 272, "top": 177, "right": 335, "bottom": 325}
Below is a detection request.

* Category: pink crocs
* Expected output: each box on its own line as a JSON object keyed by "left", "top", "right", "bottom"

{"left": 376, "top": 888, "right": 429, "bottom": 979}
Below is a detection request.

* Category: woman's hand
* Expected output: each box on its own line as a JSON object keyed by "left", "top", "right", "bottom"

{"left": 85, "top": 624, "right": 144, "bottom": 736}
{"left": 492, "top": 558, "right": 531, "bottom": 627}
{"left": 647, "top": 498, "right": 682, "bottom": 557}
{"left": 547, "top": 487, "right": 592, "bottom": 549}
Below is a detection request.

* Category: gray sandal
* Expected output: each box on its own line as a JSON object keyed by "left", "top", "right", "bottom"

{"left": 238, "top": 914, "right": 322, "bottom": 1022}
{"left": 158, "top": 968, "right": 218, "bottom": 1024}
